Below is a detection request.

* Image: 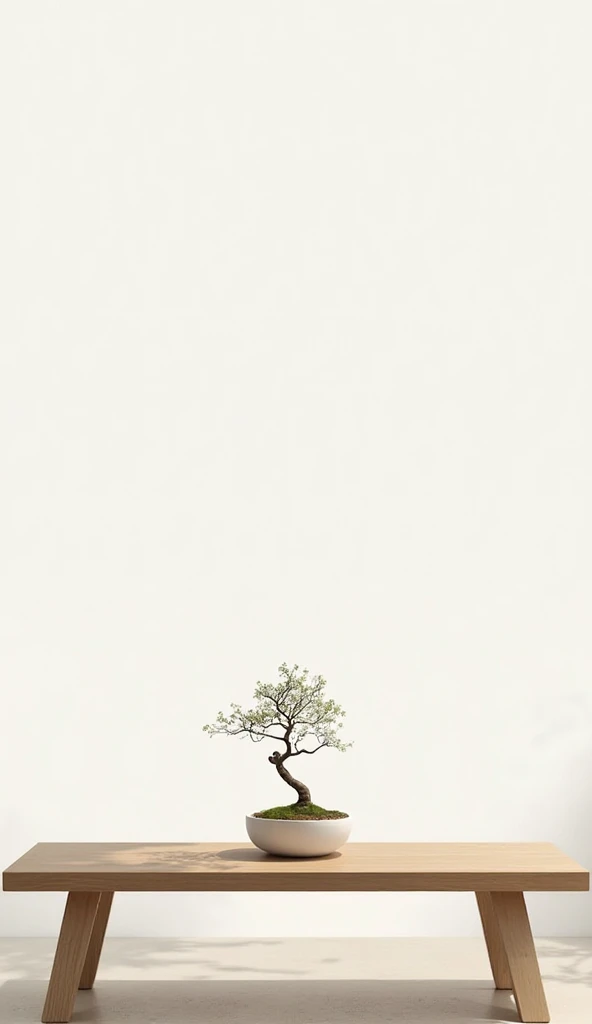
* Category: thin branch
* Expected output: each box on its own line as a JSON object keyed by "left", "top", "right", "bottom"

{"left": 290, "top": 682, "right": 324, "bottom": 721}
{"left": 261, "top": 692, "right": 291, "bottom": 725}
{"left": 212, "top": 725, "right": 287, "bottom": 743}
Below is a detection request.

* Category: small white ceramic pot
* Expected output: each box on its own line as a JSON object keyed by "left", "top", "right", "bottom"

{"left": 245, "top": 814, "right": 351, "bottom": 857}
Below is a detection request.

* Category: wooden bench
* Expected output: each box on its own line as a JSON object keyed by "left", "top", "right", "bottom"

{"left": 3, "top": 841, "right": 588, "bottom": 1023}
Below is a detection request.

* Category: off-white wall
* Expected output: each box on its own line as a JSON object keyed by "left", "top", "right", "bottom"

{"left": 1, "top": 2, "right": 591, "bottom": 937}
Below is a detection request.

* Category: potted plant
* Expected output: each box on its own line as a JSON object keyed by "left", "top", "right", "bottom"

{"left": 203, "top": 662, "right": 352, "bottom": 857}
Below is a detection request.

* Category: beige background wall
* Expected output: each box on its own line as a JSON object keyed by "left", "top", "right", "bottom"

{"left": 1, "top": 2, "right": 591, "bottom": 936}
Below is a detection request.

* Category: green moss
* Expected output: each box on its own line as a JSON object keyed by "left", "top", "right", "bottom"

{"left": 252, "top": 802, "right": 348, "bottom": 821}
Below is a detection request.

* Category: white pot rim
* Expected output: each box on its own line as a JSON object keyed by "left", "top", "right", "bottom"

{"left": 247, "top": 813, "right": 350, "bottom": 823}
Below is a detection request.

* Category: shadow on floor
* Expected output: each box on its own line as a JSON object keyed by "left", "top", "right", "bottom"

{"left": 0, "top": 979, "right": 518, "bottom": 1024}
{"left": 538, "top": 940, "right": 592, "bottom": 988}
{"left": 0, "top": 938, "right": 296, "bottom": 980}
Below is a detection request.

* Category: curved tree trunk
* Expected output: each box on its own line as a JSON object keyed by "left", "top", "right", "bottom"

{"left": 269, "top": 753, "right": 311, "bottom": 804}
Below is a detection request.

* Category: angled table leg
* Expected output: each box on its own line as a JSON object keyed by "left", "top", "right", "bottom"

{"left": 79, "top": 891, "right": 114, "bottom": 989}
{"left": 476, "top": 891, "right": 512, "bottom": 989}
{"left": 490, "top": 891, "right": 550, "bottom": 1023}
{"left": 42, "top": 891, "right": 100, "bottom": 1023}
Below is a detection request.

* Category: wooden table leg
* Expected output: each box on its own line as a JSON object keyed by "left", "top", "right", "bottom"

{"left": 476, "top": 891, "right": 512, "bottom": 989}
{"left": 79, "top": 892, "right": 114, "bottom": 989}
{"left": 490, "top": 891, "right": 550, "bottom": 1023}
{"left": 42, "top": 891, "right": 100, "bottom": 1023}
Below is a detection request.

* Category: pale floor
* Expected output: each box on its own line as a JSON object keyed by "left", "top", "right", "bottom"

{"left": 1, "top": 936, "right": 591, "bottom": 1024}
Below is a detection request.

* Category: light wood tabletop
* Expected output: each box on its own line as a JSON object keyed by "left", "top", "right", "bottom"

{"left": 3, "top": 841, "right": 588, "bottom": 892}
{"left": 3, "top": 841, "right": 587, "bottom": 1024}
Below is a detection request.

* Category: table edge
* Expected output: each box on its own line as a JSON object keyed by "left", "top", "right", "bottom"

{"left": 3, "top": 869, "right": 589, "bottom": 893}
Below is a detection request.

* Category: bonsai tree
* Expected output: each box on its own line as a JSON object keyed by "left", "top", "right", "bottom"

{"left": 203, "top": 662, "right": 351, "bottom": 819}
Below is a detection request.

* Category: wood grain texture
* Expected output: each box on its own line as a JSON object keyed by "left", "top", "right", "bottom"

{"left": 3, "top": 842, "right": 588, "bottom": 893}
{"left": 476, "top": 891, "right": 512, "bottom": 989}
{"left": 41, "top": 891, "right": 100, "bottom": 1023}
{"left": 491, "top": 891, "right": 550, "bottom": 1023}
{"left": 78, "top": 891, "right": 114, "bottom": 990}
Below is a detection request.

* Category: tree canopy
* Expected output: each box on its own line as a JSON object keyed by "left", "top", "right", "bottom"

{"left": 203, "top": 662, "right": 351, "bottom": 805}
{"left": 203, "top": 662, "right": 350, "bottom": 754}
